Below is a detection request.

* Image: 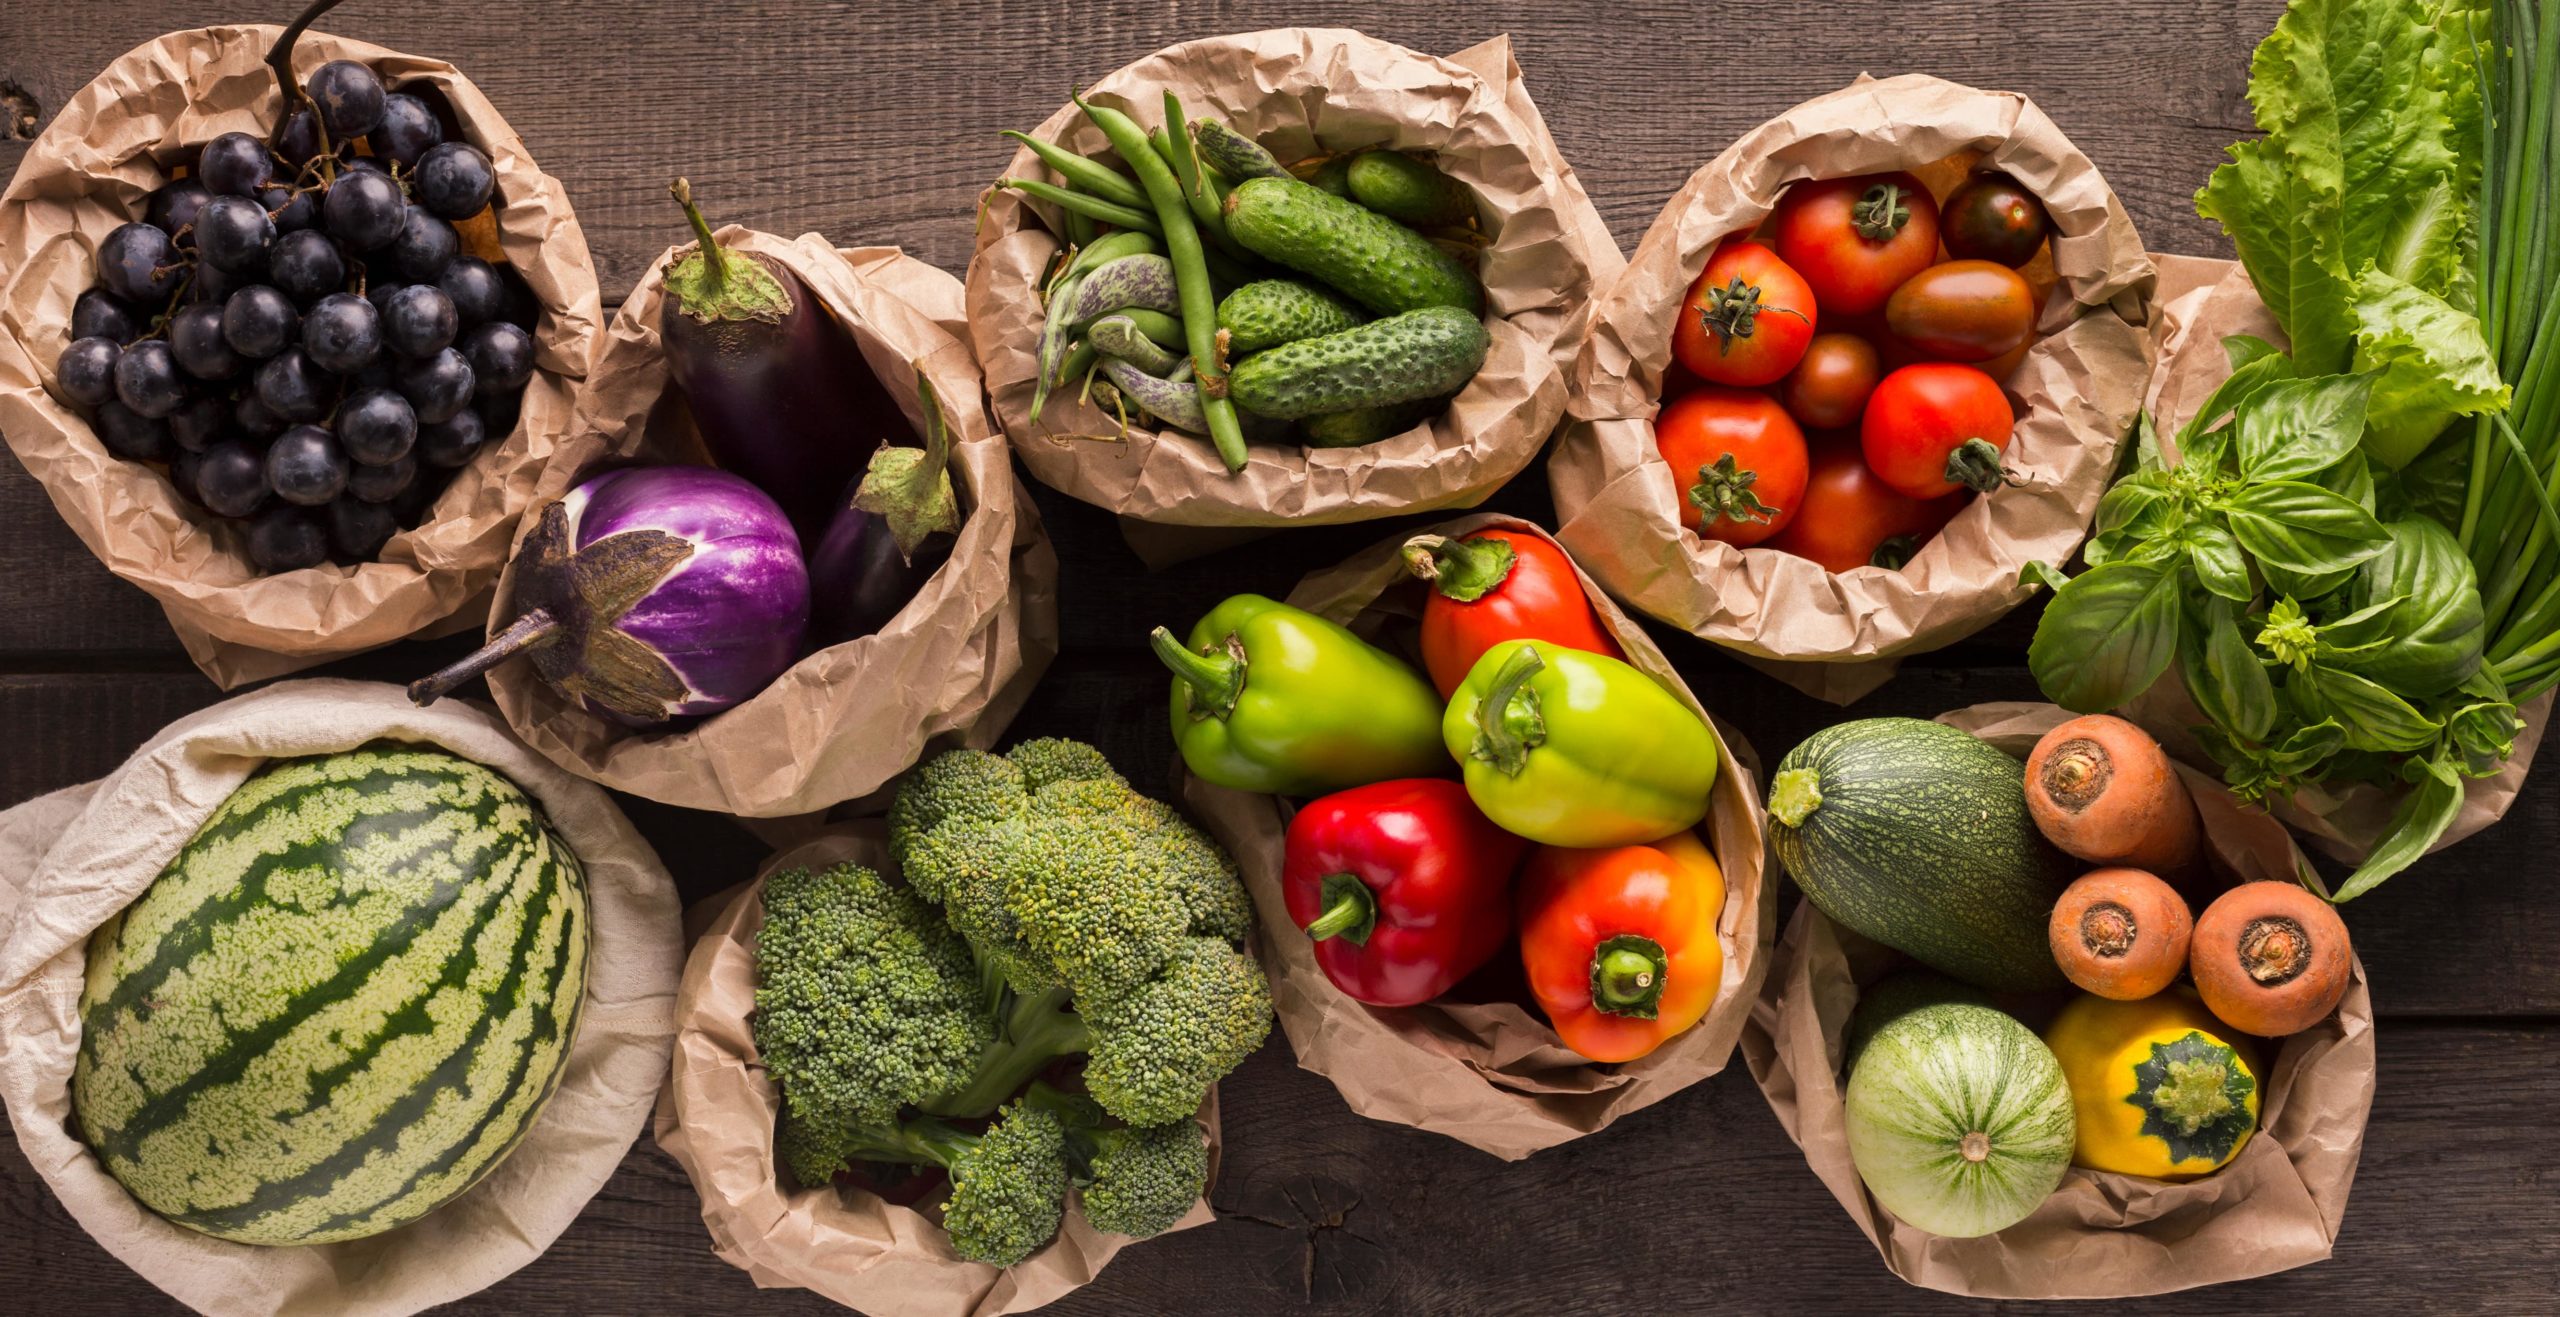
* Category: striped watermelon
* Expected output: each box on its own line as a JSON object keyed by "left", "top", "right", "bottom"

{"left": 71, "top": 744, "right": 592, "bottom": 1246}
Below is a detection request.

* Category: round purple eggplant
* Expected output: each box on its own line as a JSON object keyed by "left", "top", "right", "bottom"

{"left": 805, "top": 370, "right": 966, "bottom": 645}
{"left": 408, "top": 465, "right": 809, "bottom": 723}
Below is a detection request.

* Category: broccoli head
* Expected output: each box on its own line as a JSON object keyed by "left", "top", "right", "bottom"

{"left": 1078, "top": 1119, "right": 1211, "bottom": 1238}
{"left": 1032, "top": 778, "right": 1254, "bottom": 945}
{"left": 753, "top": 864, "right": 995, "bottom": 1132}
{"left": 932, "top": 1102, "right": 1069, "bottom": 1266}
{"left": 1006, "top": 737, "right": 1124, "bottom": 790}
{"left": 888, "top": 749, "right": 1026, "bottom": 898}
{"left": 1004, "top": 812, "right": 1190, "bottom": 1002}
{"left": 1084, "top": 937, "right": 1273, "bottom": 1126}
{"left": 906, "top": 813, "right": 1062, "bottom": 995}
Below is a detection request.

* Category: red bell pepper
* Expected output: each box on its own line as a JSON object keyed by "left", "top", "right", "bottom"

{"left": 1404, "top": 528, "right": 1626, "bottom": 697}
{"left": 1281, "top": 778, "right": 1528, "bottom": 1007}
{"left": 1517, "top": 832, "right": 1728, "bottom": 1063}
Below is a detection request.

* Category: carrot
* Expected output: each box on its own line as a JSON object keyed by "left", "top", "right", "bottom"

{"left": 2024, "top": 714, "right": 2201, "bottom": 876}
{"left": 2190, "top": 881, "right": 2351, "bottom": 1037}
{"left": 2048, "top": 868, "right": 2192, "bottom": 1000}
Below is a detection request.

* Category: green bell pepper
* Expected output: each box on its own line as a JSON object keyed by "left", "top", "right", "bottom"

{"left": 1442, "top": 639, "right": 1719, "bottom": 847}
{"left": 1153, "top": 594, "right": 1449, "bottom": 795}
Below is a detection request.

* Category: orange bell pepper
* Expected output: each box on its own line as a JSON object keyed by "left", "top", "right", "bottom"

{"left": 1517, "top": 831, "right": 1727, "bottom": 1063}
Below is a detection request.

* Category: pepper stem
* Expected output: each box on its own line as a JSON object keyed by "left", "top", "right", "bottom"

{"left": 1767, "top": 766, "right": 1826, "bottom": 829}
{"left": 1402, "top": 534, "right": 1516, "bottom": 603}
{"left": 1943, "top": 438, "right": 2020, "bottom": 494}
{"left": 1870, "top": 534, "right": 1921, "bottom": 570}
{"left": 1151, "top": 627, "right": 1246, "bottom": 720}
{"left": 1304, "top": 872, "right": 1380, "bottom": 946}
{"left": 1588, "top": 934, "right": 1668, "bottom": 1019}
{"left": 407, "top": 609, "right": 562, "bottom": 707}
{"left": 1467, "top": 644, "right": 1549, "bottom": 777}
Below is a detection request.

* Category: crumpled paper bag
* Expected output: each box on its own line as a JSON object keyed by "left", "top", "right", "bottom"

{"left": 965, "top": 30, "right": 1621, "bottom": 548}
{"left": 0, "top": 25, "right": 602, "bottom": 688}
{"left": 479, "top": 233, "right": 1059, "bottom": 818}
{"left": 651, "top": 826, "right": 1219, "bottom": 1316}
{"left": 1550, "top": 74, "right": 2154, "bottom": 704}
{"left": 2132, "top": 255, "right": 2549, "bottom": 867}
{"left": 1183, "top": 513, "right": 1775, "bottom": 1160}
{"left": 0, "top": 679, "right": 683, "bottom": 1316}
{"left": 1741, "top": 702, "right": 2374, "bottom": 1297}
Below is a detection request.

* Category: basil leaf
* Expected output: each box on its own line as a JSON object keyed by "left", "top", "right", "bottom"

{"left": 2235, "top": 373, "right": 2373, "bottom": 481}
{"left": 2332, "top": 752, "right": 2464, "bottom": 901}
{"left": 2448, "top": 699, "right": 2523, "bottom": 771}
{"left": 2184, "top": 520, "right": 2253, "bottom": 601}
{"left": 2266, "top": 718, "right": 2347, "bottom": 775}
{"left": 2019, "top": 559, "right": 2071, "bottom": 593}
{"left": 2316, "top": 448, "right": 2376, "bottom": 513}
{"left": 2223, "top": 481, "right": 2391, "bottom": 576}
{"left": 2177, "top": 338, "right": 2301, "bottom": 461}
{"left": 2182, "top": 596, "right": 2278, "bottom": 741}
{"left": 2134, "top": 410, "right": 2167, "bottom": 473}
{"left": 2294, "top": 664, "right": 2443, "bottom": 753}
{"left": 2323, "top": 518, "right": 2485, "bottom": 698}
{"left": 2029, "top": 557, "right": 2187, "bottom": 712}
{"left": 2095, "top": 471, "right": 2179, "bottom": 537}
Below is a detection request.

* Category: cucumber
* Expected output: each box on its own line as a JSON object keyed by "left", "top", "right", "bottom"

{"left": 1766, "top": 718, "right": 2075, "bottom": 992}
{"left": 1228, "top": 307, "right": 1489, "bottom": 420}
{"left": 1224, "top": 176, "right": 1483, "bottom": 317}
{"left": 1301, "top": 398, "right": 1442, "bottom": 448}
{"left": 1345, "top": 150, "right": 1476, "bottom": 228}
{"left": 1302, "top": 155, "right": 1354, "bottom": 198}
{"left": 1216, "top": 279, "right": 1369, "bottom": 357}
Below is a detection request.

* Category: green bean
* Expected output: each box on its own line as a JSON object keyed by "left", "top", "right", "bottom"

{"left": 998, "top": 177, "right": 1161, "bottom": 236}
{"left": 1089, "top": 314, "right": 1184, "bottom": 376}
{"left": 1064, "top": 229, "right": 1159, "bottom": 280}
{"left": 1076, "top": 93, "right": 1248, "bottom": 471}
{"left": 1031, "top": 233, "right": 1153, "bottom": 424}
{"left": 1104, "top": 306, "right": 1186, "bottom": 347}
{"left": 1160, "top": 91, "right": 1258, "bottom": 266}
{"left": 1001, "top": 130, "right": 1149, "bottom": 210}
{"left": 1061, "top": 208, "right": 1098, "bottom": 248}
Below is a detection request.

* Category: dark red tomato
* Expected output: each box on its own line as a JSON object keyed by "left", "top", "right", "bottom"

{"left": 1779, "top": 332, "right": 1883, "bottom": 430}
{"left": 1771, "top": 171, "right": 1941, "bottom": 316}
{"left": 1764, "top": 435, "right": 1967, "bottom": 572}
{"left": 1941, "top": 171, "right": 2054, "bottom": 268}
{"left": 1885, "top": 260, "right": 2038, "bottom": 363}
{"left": 1655, "top": 387, "right": 1810, "bottom": 547}
{"left": 1672, "top": 238, "right": 1818, "bottom": 387}
{"left": 1862, "top": 363, "right": 2017, "bottom": 499}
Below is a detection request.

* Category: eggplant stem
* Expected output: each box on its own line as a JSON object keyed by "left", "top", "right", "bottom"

{"left": 407, "top": 609, "right": 563, "bottom": 706}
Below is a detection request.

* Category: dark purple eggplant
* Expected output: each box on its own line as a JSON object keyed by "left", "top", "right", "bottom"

{"left": 409, "top": 465, "right": 808, "bottom": 723}
{"left": 805, "top": 370, "right": 965, "bottom": 645}
{"left": 660, "top": 177, "right": 896, "bottom": 535}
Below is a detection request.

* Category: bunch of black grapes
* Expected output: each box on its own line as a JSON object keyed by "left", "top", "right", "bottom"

{"left": 53, "top": 59, "right": 539, "bottom": 574}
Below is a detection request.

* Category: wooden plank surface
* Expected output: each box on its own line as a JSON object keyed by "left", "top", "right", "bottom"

{"left": 5, "top": 1, "right": 2555, "bottom": 1313}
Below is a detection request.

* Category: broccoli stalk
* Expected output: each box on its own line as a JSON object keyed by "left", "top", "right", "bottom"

{"left": 926, "top": 982, "right": 1093, "bottom": 1119}
{"left": 819, "top": 1102, "right": 1071, "bottom": 1267}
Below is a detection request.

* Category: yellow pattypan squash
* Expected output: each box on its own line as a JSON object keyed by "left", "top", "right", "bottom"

{"left": 2043, "top": 988, "right": 2261, "bottom": 1180}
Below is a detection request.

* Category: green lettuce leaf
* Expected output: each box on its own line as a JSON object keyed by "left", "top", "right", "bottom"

{"left": 2349, "top": 267, "right": 2509, "bottom": 468}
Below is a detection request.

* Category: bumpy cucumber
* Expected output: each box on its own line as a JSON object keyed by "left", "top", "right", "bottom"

{"left": 1216, "top": 279, "right": 1369, "bottom": 357}
{"left": 1228, "top": 307, "right": 1488, "bottom": 420}
{"left": 1345, "top": 151, "right": 1476, "bottom": 227}
{"left": 1223, "top": 176, "right": 1483, "bottom": 316}
{"left": 1303, "top": 155, "right": 1354, "bottom": 197}
{"left": 1301, "top": 398, "right": 1443, "bottom": 448}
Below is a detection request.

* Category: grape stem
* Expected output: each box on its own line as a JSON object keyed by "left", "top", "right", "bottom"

{"left": 265, "top": 0, "right": 352, "bottom": 186}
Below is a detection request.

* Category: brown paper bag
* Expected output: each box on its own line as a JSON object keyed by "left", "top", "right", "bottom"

{"left": 1183, "top": 513, "right": 1774, "bottom": 1159}
{"left": 2132, "top": 255, "right": 2550, "bottom": 866}
{"left": 1740, "top": 702, "right": 2374, "bottom": 1297}
{"left": 652, "top": 826, "right": 1219, "bottom": 1316}
{"left": 478, "top": 234, "right": 1058, "bottom": 817}
{"left": 1550, "top": 74, "right": 2154, "bottom": 704}
{"left": 0, "top": 26, "right": 603, "bottom": 688}
{"left": 964, "top": 30, "right": 1621, "bottom": 543}
{"left": 0, "top": 679, "right": 684, "bottom": 1316}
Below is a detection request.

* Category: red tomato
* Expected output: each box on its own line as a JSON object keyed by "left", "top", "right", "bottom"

{"left": 1763, "top": 435, "right": 1968, "bottom": 572}
{"left": 1671, "top": 239, "right": 1817, "bottom": 387}
{"left": 1861, "top": 363, "right": 2017, "bottom": 499}
{"left": 1772, "top": 172, "right": 1942, "bottom": 316}
{"left": 1654, "top": 387, "right": 1810, "bottom": 547}
{"left": 1779, "top": 333, "right": 1883, "bottom": 430}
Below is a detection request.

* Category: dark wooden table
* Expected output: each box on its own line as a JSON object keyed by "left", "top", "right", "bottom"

{"left": 5, "top": 3, "right": 2554, "bottom": 1312}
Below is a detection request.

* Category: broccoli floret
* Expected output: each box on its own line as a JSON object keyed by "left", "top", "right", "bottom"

{"left": 888, "top": 750, "right": 1026, "bottom": 897}
{"left": 908, "top": 814, "right": 1062, "bottom": 994}
{"left": 1007, "top": 738, "right": 1124, "bottom": 790}
{"left": 1083, "top": 938, "right": 1273, "bottom": 1126}
{"left": 1079, "top": 1119, "right": 1210, "bottom": 1238}
{"left": 776, "top": 1108, "right": 861, "bottom": 1191}
{"left": 1004, "top": 813, "right": 1189, "bottom": 1002}
{"left": 804, "top": 1103, "right": 1070, "bottom": 1267}
{"left": 753, "top": 864, "right": 995, "bottom": 1132}
{"left": 1032, "top": 779, "right": 1254, "bottom": 945}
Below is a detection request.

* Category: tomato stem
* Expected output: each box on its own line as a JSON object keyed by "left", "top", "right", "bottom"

{"left": 1942, "top": 437, "right": 2020, "bottom": 495}
{"left": 1695, "top": 276, "right": 1807, "bottom": 354}
{"left": 1687, "top": 453, "right": 1782, "bottom": 529}
{"left": 1852, "top": 182, "right": 1913, "bottom": 241}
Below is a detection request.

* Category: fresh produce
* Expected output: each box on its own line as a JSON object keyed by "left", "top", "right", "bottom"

{"left": 2044, "top": 990, "right": 2260, "bottom": 1179}
{"left": 1226, "top": 307, "right": 1491, "bottom": 419}
{"left": 2049, "top": 869, "right": 2194, "bottom": 1001}
{"left": 1779, "top": 332, "right": 1883, "bottom": 430}
{"left": 2190, "top": 882, "right": 2352, "bottom": 1037}
{"left": 408, "top": 466, "right": 809, "bottom": 723}
{"left": 1404, "top": 528, "right": 1626, "bottom": 697}
{"left": 1343, "top": 150, "right": 1476, "bottom": 228}
{"left": 2024, "top": 715, "right": 2203, "bottom": 876}
{"left": 1223, "top": 175, "right": 1484, "bottom": 316}
{"left": 1939, "top": 171, "right": 2054, "bottom": 268}
{"left": 1654, "top": 387, "right": 1810, "bottom": 547}
{"left": 1762, "top": 435, "right": 1962, "bottom": 572}
{"left": 661, "top": 179, "right": 896, "bottom": 536}
{"left": 1843, "top": 969, "right": 1996, "bottom": 1066}
{"left": 1861, "top": 362, "right": 2017, "bottom": 498}
{"left": 1885, "top": 261, "right": 2038, "bottom": 364}
{"left": 1216, "top": 278, "right": 1367, "bottom": 356}
{"left": 1301, "top": 399, "right": 1441, "bottom": 448}
{"left": 1766, "top": 719, "right": 2074, "bottom": 992}
{"left": 780, "top": 1096, "right": 1070, "bottom": 1264}
{"left": 805, "top": 370, "right": 965, "bottom": 645}
{"left": 1671, "top": 239, "right": 1817, "bottom": 387}
{"left": 1154, "top": 594, "right": 1449, "bottom": 795}
{"left": 1281, "top": 778, "right": 1528, "bottom": 1006}
{"left": 46, "top": 24, "right": 533, "bottom": 573}
{"left": 1517, "top": 832, "right": 1727, "bottom": 1063}
{"left": 1771, "top": 171, "right": 1942, "bottom": 317}
{"left": 1844, "top": 1003, "right": 2075, "bottom": 1238}
{"left": 73, "top": 746, "right": 589, "bottom": 1245}
{"left": 1442, "top": 639, "right": 1720, "bottom": 847}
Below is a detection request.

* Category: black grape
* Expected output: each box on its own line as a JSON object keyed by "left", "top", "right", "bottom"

{"left": 170, "top": 449, "right": 207, "bottom": 505}
{"left": 255, "top": 349, "right": 334, "bottom": 422}
{"left": 346, "top": 451, "right": 417, "bottom": 503}
{"left": 266, "top": 424, "right": 350, "bottom": 505}
{"left": 308, "top": 61, "right": 387, "bottom": 140}
{"left": 387, "top": 206, "right": 459, "bottom": 283}
{"left": 260, "top": 182, "right": 319, "bottom": 234}
{"left": 168, "top": 303, "right": 242, "bottom": 380}
{"left": 323, "top": 170, "right": 405, "bottom": 251}
{"left": 56, "top": 337, "right": 121, "bottom": 406}
{"left": 270, "top": 229, "right": 346, "bottom": 303}
{"left": 366, "top": 281, "right": 407, "bottom": 318}
{"left": 339, "top": 387, "right": 417, "bottom": 464}
{"left": 234, "top": 392, "right": 289, "bottom": 439}
{"left": 192, "top": 259, "right": 259, "bottom": 304}
{"left": 273, "top": 109, "right": 325, "bottom": 169}
{"left": 168, "top": 396, "right": 228, "bottom": 453}
{"left": 246, "top": 505, "right": 330, "bottom": 572}
{"left": 96, "top": 400, "right": 175, "bottom": 461}
{"left": 303, "top": 292, "right": 382, "bottom": 374}
{"left": 325, "top": 496, "right": 399, "bottom": 558}
{"left": 113, "top": 340, "right": 188, "bottom": 418}
{"left": 460, "top": 321, "right": 535, "bottom": 392}
{"left": 221, "top": 285, "right": 299, "bottom": 359}
{"left": 196, "top": 441, "right": 271, "bottom": 517}
{"left": 99, "top": 222, "right": 184, "bottom": 303}
{"left": 382, "top": 284, "right": 459, "bottom": 358}
{"left": 145, "top": 179, "right": 211, "bottom": 246}
{"left": 396, "top": 347, "right": 474, "bottom": 424}
{"left": 416, "top": 408, "right": 487, "bottom": 468}
{"left": 414, "top": 142, "right": 496, "bottom": 220}
{"left": 195, "top": 195, "right": 275, "bottom": 273}
{"left": 367, "top": 93, "right": 444, "bottom": 167}
{"left": 436, "top": 257, "right": 504, "bottom": 327}
{"left": 72, "top": 289, "right": 140, "bottom": 342}
{"left": 496, "top": 265, "right": 540, "bottom": 330}
{"left": 197, "top": 131, "right": 274, "bottom": 198}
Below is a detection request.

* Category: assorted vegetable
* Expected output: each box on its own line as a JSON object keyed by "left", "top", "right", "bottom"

{"left": 1281, "top": 778, "right": 1526, "bottom": 1006}
{"left": 1154, "top": 593, "right": 1449, "bottom": 795}
{"left": 2044, "top": 990, "right": 2260, "bottom": 1180}
{"left": 1517, "top": 832, "right": 1728, "bottom": 1063}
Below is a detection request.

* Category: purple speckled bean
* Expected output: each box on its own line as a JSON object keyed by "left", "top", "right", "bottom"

{"left": 1088, "top": 314, "right": 1183, "bottom": 376}
{"left": 1068, "top": 254, "right": 1181, "bottom": 325}
{"left": 1101, "top": 356, "right": 1207, "bottom": 433}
